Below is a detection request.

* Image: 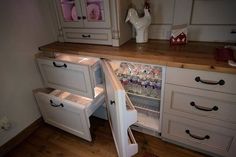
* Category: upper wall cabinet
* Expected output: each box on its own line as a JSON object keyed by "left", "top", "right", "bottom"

{"left": 52, "top": 0, "right": 132, "bottom": 46}
{"left": 191, "top": 0, "right": 236, "bottom": 25}
{"left": 57, "top": 0, "right": 111, "bottom": 28}
{"left": 132, "top": 0, "right": 236, "bottom": 42}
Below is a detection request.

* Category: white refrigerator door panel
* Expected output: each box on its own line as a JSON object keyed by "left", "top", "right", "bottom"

{"left": 37, "top": 58, "right": 95, "bottom": 99}
{"left": 101, "top": 59, "right": 138, "bottom": 157}
{"left": 34, "top": 92, "right": 92, "bottom": 141}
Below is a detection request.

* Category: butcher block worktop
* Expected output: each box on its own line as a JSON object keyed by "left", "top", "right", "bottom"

{"left": 39, "top": 40, "right": 236, "bottom": 74}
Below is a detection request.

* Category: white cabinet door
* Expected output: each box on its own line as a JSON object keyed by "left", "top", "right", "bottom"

{"left": 101, "top": 60, "right": 138, "bottom": 157}
{"left": 55, "top": 0, "right": 84, "bottom": 28}
{"left": 55, "top": 0, "right": 111, "bottom": 28}
{"left": 34, "top": 92, "right": 92, "bottom": 141}
{"left": 37, "top": 58, "right": 94, "bottom": 98}
{"left": 80, "top": 0, "right": 111, "bottom": 28}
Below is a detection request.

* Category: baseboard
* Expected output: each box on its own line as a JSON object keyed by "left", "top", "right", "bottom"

{"left": 0, "top": 117, "right": 43, "bottom": 157}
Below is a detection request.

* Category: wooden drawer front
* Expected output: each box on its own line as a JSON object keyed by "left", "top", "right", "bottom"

{"left": 37, "top": 58, "right": 94, "bottom": 98}
{"left": 166, "top": 67, "right": 236, "bottom": 94}
{"left": 63, "top": 28, "right": 112, "bottom": 45}
{"left": 162, "top": 114, "right": 236, "bottom": 156}
{"left": 164, "top": 84, "right": 236, "bottom": 124}
{"left": 34, "top": 92, "right": 92, "bottom": 141}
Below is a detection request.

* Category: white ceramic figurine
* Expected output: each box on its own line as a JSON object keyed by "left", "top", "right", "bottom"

{"left": 125, "top": 8, "right": 151, "bottom": 43}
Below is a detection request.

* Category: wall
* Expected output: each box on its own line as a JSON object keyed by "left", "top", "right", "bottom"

{"left": 132, "top": 0, "right": 236, "bottom": 42}
{"left": 0, "top": 0, "right": 56, "bottom": 146}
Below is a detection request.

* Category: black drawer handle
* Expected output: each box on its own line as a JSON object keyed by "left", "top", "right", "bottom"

{"left": 82, "top": 34, "right": 91, "bottom": 38}
{"left": 185, "top": 130, "right": 210, "bottom": 140}
{"left": 190, "top": 102, "right": 218, "bottom": 112}
{"left": 195, "top": 76, "right": 225, "bottom": 85}
{"left": 50, "top": 100, "right": 64, "bottom": 107}
{"left": 82, "top": 16, "right": 86, "bottom": 19}
{"left": 53, "top": 62, "right": 67, "bottom": 68}
{"left": 110, "top": 100, "right": 115, "bottom": 105}
{"left": 77, "top": 16, "right": 81, "bottom": 20}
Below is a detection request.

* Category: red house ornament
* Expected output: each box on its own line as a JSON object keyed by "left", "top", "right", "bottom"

{"left": 170, "top": 24, "right": 187, "bottom": 45}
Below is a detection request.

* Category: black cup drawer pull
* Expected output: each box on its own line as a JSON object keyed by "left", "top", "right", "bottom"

{"left": 82, "top": 34, "right": 91, "bottom": 38}
{"left": 50, "top": 100, "right": 64, "bottom": 107}
{"left": 185, "top": 130, "right": 210, "bottom": 140}
{"left": 53, "top": 62, "right": 67, "bottom": 68}
{"left": 195, "top": 76, "right": 225, "bottom": 85}
{"left": 190, "top": 102, "right": 218, "bottom": 111}
{"left": 110, "top": 100, "right": 115, "bottom": 105}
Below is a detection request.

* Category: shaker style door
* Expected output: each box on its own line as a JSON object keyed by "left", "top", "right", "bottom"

{"left": 37, "top": 58, "right": 95, "bottom": 99}
{"left": 80, "top": 0, "right": 111, "bottom": 28}
{"left": 55, "top": 0, "right": 84, "bottom": 27}
{"left": 34, "top": 91, "right": 92, "bottom": 141}
{"left": 101, "top": 59, "right": 138, "bottom": 157}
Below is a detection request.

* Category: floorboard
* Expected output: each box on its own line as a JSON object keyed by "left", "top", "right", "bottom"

{"left": 5, "top": 117, "right": 209, "bottom": 157}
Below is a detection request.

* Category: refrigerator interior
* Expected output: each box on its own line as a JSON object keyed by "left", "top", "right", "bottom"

{"left": 109, "top": 60, "right": 164, "bottom": 135}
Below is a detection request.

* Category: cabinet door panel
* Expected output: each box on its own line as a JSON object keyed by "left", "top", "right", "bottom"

{"left": 164, "top": 84, "right": 236, "bottom": 125}
{"left": 56, "top": 0, "right": 84, "bottom": 27}
{"left": 166, "top": 67, "right": 236, "bottom": 94}
{"left": 37, "top": 58, "right": 94, "bottom": 98}
{"left": 162, "top": 114, "right": 236, "bottom": 156}
{"left": 80, "top": 0, "right": 111, "bottom": 28}
{"left": 34, "top": 92, "right": 92, "bottom": 141}
{"left": 101, "top": 59, "right": 138, "bottom": 157}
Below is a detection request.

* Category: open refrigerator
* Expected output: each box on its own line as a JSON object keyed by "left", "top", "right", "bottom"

{"left": 101, "top": 59, "right": 165, "bottom": 157}
{"left": 106, "top": 60, "right": 165, "bottom": 136}
{"left": 34, "top": 53, "right": 165, "bottom": 157}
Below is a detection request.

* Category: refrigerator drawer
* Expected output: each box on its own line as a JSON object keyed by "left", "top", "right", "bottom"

{"left": 37, "top": 53, "right": 102, "bottom": 99}
{"left": 162, "top": 114, "right": 236, "bottom": 157}
{"left": 34, "top": 88, "right": 104, "bottom": 141}
{"left": 164, "top": 84, "right": 236, "bottom": 125}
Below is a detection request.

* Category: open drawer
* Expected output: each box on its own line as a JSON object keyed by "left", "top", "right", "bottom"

{"left": 33, "top": 87, "right": 104, "bottom": 141}
{"left": 36, "top": 53, "right": 103, "bottom": 99}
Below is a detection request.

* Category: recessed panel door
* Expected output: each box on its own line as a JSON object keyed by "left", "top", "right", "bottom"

{"left": 101, "top": 59, "right": 138, "bottom": 157}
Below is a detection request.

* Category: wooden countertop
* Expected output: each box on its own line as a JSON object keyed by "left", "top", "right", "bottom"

{"left": 39, "top": 40, "right": 236, "bottom": 74}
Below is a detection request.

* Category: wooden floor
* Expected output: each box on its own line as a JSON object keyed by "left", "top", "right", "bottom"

{"left": 5, "top": 117, "right": 209, "bottom": 157}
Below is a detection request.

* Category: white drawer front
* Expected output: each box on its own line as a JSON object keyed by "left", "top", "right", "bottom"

{"left": 34, "top": 92, "right": 92, "bottom": 141}
{"left": 164, "top": 84, "right": 236, "bottom": 125}
{"left": 166, "top": 67, "right": 236, "bottom": 94}
{"left": 162, "top": 114, "right": 236, "bottom": 156}
{"left": 63, "top": 28, "right": 112, "bottom": 45}
{"left": 37, "top": 58, "right": 94, "bottom": 98}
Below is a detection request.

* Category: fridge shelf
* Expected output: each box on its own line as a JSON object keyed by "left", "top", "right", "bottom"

{"left": 134, "top": 111, "right": 160, "bottom": 132}
{"left": 134, "top": 103, "right": 159, "bottom": 115}
{"left": 127, "top": 92, "right": 161, "bottom": 101}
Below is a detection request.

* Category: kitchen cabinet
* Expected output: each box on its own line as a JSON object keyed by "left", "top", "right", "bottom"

{"left": 52, "top": 0, "right": 132, "bottom": 46}
{"left": 162, "top": 67, "right": 236, "bottom": 157}
{"left": 37, "top": 53, "right": 102, "bottom": 99}
{"left": 34, "top": 53, "right": 106, "bottom": 142}
{"left": 34, "top": 53, "right": 139, "bottom": 157}
{"left": 57, "top": 0, "right": 111, "bottom": 28}
{"left": 34, "top": 88, "right": 104, "bottom": 141}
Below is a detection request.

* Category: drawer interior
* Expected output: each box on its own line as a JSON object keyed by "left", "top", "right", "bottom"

{"left": 49, "top": 87, "right": 104, "bottom": 105}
